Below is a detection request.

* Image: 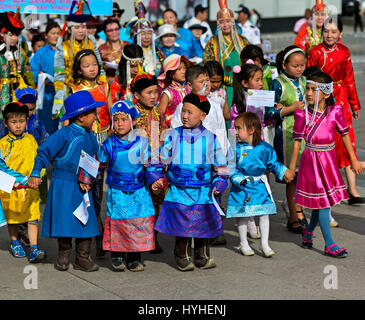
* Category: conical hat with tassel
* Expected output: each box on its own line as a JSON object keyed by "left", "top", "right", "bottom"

{"left": 312, "top": 0, "right": 327, "bottom": 12}
{"left": 132, "top": 0, "right": 153, "bottom": 35}
{"left": 2, "top": 7, "right": 24, "bottom": 34}
{"left": 217, "top": 0, "right": 234, "bottom": 20}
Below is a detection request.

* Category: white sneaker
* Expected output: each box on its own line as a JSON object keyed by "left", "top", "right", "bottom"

{"left": 234, "top": 245, "right": 255, "bottom": 256}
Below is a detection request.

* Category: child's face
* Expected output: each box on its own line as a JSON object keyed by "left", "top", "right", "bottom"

{"left": 235, "top": 121, "right": 254, "bottom": 144}
{"left": 305, "top": 83, "right": 329, "bottom": 106}
{"left": 1, "top": 32, "right": 20, "bottom": 47}
{"left": 33, "top": 40, "right": 45, "bottom": 53}
{"left": 283, "top": 53, "right": 306, "bottom": 79}
{"left": 242, "top": 70, "right": 264, "bottom": 90}
{"left": 79, "top": 54, "right": 99, "bottom": 81}
{"left": 172, "top": 62, "right": 187, "bottom": 83}
{"left": 78, "top": 109, "right": 97, "bottom": 130}
{"left": 134, "top": 85, "right": 159, "bottom": 108}
{"left": 5, "top": 114, "right": 27, "bottom": 137}
{"left": 25, "top": 102, "right": 36, "bottom": 115}
{"left": 190, "top": 73, "right": 211, "bottom": 96}
{"left": 130, "top": 61, "right": 141, "bottom": 79}
{"left": 210, "top": 75, "right": 223, "bottom": 92}
{"left": 191, "top": 28, "right": 203, "bottom": 41}
{"left": 161, "top": 34, "right": 176, "bottom": 48}
{"left": 113, "top": 113, "right": 133, "bottom": 137}
{"left": 181, "top": 102, "right": 206, "bottom": 129}
{"left": 323, "top": 22, "right": 342, "bottom": 47}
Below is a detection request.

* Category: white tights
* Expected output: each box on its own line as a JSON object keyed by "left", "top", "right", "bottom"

{"left": 238, "top": 215, "right": 271, "bottom": 252}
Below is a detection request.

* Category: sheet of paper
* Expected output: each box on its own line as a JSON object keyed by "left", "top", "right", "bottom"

{"left": 212, "top": 188, "right": 225, "bottom": 216}
{"left": 246, "top": 89, "right": 275, "bottom": 107}
{"left": 0, "top": 171, "right": 16, "bottom": 194}
{"left": 73, "top": 193, "right": 90, "bottom": 225}
{"left": 78, "top": 150, "right": 99, "bottom": 178}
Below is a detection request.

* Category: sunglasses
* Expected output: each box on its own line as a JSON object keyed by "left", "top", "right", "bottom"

{"left": 112, "top": 12, "right": 122, "bottom": 17}
{"left": 106, "top": 27, "right": 120, "bottom": 33}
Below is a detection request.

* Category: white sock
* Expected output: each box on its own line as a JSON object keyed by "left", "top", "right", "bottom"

{"left": 247, "top": 216, "right": 258, "bottom": 235}
{"left": 237, "top": 217, "right": 252, "bottom": 251}
{"left": 259, "top": 215, "right": 272, "bottom": 252}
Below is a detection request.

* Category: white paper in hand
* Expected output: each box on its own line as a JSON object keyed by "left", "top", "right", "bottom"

{"left": 0, "top": 171, "right": 16, "bottom": 193}
{"left": 78, "top": 150, "right": 99, "bottom": 178}
{"left": 73, "top": 193, "right": 90, "bottom": 225}
{"left": 212, "top": 188, "right": 225, "bottom": 216}
{"left": 246, "top": 89, "right": 275, "bottom": 107}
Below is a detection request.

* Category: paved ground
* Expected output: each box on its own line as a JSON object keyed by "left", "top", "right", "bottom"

{"left": 1, "top": 31, "right": 365, "bottom": 303}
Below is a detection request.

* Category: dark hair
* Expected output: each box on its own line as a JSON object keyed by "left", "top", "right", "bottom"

{"left": 45, "top": 22, "right": 61, "bottom": 34}
{"left": 2, "top": 103, "right": 29, "bottom": 121}
{"left": 240, "top": 44, "right": 269, "bottom": 67}
{"left": 103, "top": 18, "right": 121, "bottom": 33}
{"left": 72, "top": 49, "right": 100, "bottom": 82}
{"left": 31, "top": 34, "right": 45, "bottom": 49}
{"left": 233, "top": 64, "right": 262, "bottom": 113}
{"left": 235, "top": 112, "right": 262, "bottom": 146}
{"left": 185, "top": 65, "right": 208, "bottom": 84}
{"left": 195, "top": 5, "right": 208, "bottom": 16}
{"left": 276, "top": 45, "right": 305, "bottom": 74}
{"left": 204, "top": 60, "right": 224, "bottom": 78}
{"left": 162, "top": 8, "right": 178, "bottom": 18}
{"left": 323, "top": 15, "right": 343, "bottom": 33}
{"left": 303, "top": 66, "right": 322, "bottom": 78}
{"left": 306, "top": 71, "right": 335, "bottom": 106}
{"left": 118, "top": 44, "right": 144, "bottom": 89}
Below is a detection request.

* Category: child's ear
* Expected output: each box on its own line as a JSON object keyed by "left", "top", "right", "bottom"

{"left": 186, "top": 82, "right": 193, "bottom": 91}
{"left": 200, "top": 112, "right": 207, "bottom": 122}
{"left": 241, "top": 80, "right": 249, "bottom": 89}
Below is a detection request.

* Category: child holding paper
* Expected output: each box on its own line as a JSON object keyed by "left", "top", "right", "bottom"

{"left": 98, "top": 100, "right": 164, "bottom": 272}
{"left": 28, "top": 91, "right": 104, "bottom": 272}
{"left": 0, "top": 103, "right": 46, "bottom": 263}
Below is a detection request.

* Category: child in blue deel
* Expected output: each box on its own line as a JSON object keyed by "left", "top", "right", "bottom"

{"left": 98, "top": 100, "right": 164, "bottom": 272}
{"left": 155, "top": 92, "right": 229, "bottom": 272}
{"left": 28, "top": 90, "right": 104, "bottom": 272}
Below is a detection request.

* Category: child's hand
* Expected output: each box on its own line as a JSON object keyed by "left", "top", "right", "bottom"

{"left": 214, "top": 190, "right": 221, "bottom": 196}
{"left": 79, "top": 183, "right": 91, "bottom": 193}
{"left": 351, "top": 160, "right": 364, "bottom": 175}
{"left": 283, "top": 168, "right": 295, "bottom": 183}
{"left": 28, "top": 177, "right": 42, "bottom": 189}
{"left": 275, "top": 103, "right": 284, "bottom": 110}
{"left": 293, "top": 101, "right": 305, "bottom": 110}
{"left": 151, "top": 178, "right": 164, "bottom": 191}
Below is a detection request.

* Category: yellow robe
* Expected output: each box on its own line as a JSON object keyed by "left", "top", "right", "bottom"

{"left": 0, "top": 133, "right": 40, "bottom": 224}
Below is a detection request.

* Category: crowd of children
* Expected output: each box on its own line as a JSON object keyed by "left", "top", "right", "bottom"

{"left": 1, "top": 0, "right": 365, "bottom": 274}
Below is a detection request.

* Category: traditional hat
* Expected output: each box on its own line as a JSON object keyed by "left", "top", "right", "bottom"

{"left": 132, "top": 0, "right": 153, "bottom": 35}
{"left": 112, "top": 2, "right": 125, "bottom": 16}
{"left": 217, "top": 0, "right": 234, "bottom": 20}
{"left": 156, "top": 24, "right": 181, "bottom": 41}
{"left": 61, "top": 90, "right": 104, "bottom": 121}
{"left": 68, "top": 0, "right": 92, "bottom": 23}
{"left": 157, "top": 54, "right": 192, "bottom": 80}
{"left": 111, "top": 99, "right": 141, "bottom": 119}
{"left": 86, "top": 16, "right": 103, "bottom": 30}
{"left": 130, "top": 64, "right": 158, "bottom": 93}
{"left": 312, "top": 0, "right": 327, "bottom": 12}
{"left": 183, "top": 92, "right": 210, "bottom": 115}
{"left": 187, "top": 18, "right": 208, "bottom": 33}
{"left": 15, "top": 86, "right": 37, "bottom": 104}
{"left": 1, "top": 7, "right": 24, "bottom": 34}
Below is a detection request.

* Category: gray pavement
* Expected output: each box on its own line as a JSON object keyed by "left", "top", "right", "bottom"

{"left": 1, "top": 55, "right": 365, "bottom": 302}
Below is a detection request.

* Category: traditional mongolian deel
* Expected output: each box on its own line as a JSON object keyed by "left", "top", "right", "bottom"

{"left": 154, "top": 125, "right": 229, "bottom": 238}
{"left": 293, "top": 105, "right": 349, "bottom": 209}
{"left": 226, "top": 141, "right": 287, "bottom": 218}
{"left": 98, "top": 131, "right": 163, "bottom": 252}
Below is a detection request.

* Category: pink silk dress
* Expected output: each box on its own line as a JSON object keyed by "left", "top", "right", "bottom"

{"left": 293, "top": 105, "right": 349, "bottom": 209}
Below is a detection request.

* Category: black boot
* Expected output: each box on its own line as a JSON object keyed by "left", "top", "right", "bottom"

{"left": 194, "top": 238, "right": 216, "bottom": 269}
{"left": 174, "top": 237, "right": 194, "bottom": 271}
{"left": 54, "top": 237, "right": 72, "bottom": 271}
{"left": 126, "top": 252, "right": 144, "bottom": 272}
{"left": 74, "top": 238, "right": 99, "bottom": 272}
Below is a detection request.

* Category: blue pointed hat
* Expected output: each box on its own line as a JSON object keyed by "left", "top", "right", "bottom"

{"left": 61, "top": 90, "right": 104, "bottom": 121}
{"left": 111, "top": 99, "right": 141, "bottom": 119}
